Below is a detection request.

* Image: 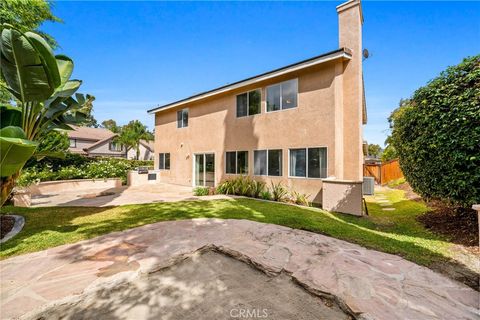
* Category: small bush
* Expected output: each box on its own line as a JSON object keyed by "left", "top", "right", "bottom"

{"left": 291, "top": 190, "right": 311, "bottom": 206}
{"left": 236, "top": 176, "right": 252, "bottom": 196}
{"left": 270, "top": 181, "right": 288, "bottom": 202}
{"left": 193, "top": 187, "right": 210, "bottom": 196}
{"left": 216, "top": 180, "right": 236, "bottom": 195}
{"left": 250, "top": 180, "right": 266, "bottom": 198}
{"left": 260, "top": 190, "right": 272, "bottom": 200}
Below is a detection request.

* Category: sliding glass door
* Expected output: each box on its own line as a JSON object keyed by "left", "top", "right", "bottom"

{"left": 194, "top": 153, "right": 215, "bottom": 187}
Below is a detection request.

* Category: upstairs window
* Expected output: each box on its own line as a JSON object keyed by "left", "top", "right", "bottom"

{"left": 159, "top": 153, "right": 170, "bottom": 170}
{"left": 254, "top": 149, "right": 282, "bottom": 176}
{"left": 177, "top": 108, "right": 188, "bottom": 128}
{"left": 289, "top": 147, "right": 327, "bottom": 178}
{"left": 266, "top": 79, "right": 298, "bottom": 112}
{"left": 225, "top": 151, "right": 248, "bottom": 174}
{"left": 237, "top": 89, "right": 261, "bottom": 117}
{"left": 69, "top": 139, "right": 76, "bottom": 148}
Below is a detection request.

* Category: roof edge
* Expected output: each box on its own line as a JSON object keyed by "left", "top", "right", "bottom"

{"left": 148, "top": 48, "right": 351, "bottom": 114}
{"left": 84, "top": 134, "right": 118, "bottom": 151}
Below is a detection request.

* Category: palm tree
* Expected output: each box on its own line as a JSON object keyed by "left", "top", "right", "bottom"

{"left": 118, "top": 120, "right": 153, "bottom": 160}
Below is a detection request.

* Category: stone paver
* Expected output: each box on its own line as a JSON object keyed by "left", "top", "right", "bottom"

{"left": 0, "top": 219, "right": 478, "bottom": 320}
{"left": 30, "top": 183, "right": 231, "bottom": 207}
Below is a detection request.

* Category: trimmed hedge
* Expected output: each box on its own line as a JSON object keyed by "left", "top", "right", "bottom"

{"left": 389, "top": 55, "right": 480, "bottom": 207}
{"left": 19, "top": 154, "right": 153, "bottom": 186}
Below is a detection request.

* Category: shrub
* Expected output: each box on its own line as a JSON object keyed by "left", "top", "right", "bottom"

{"left": 270, "top": 181, "right": 288, "bottom": 202}
{"left": 291, "top": 190, "right": 311, "bottom": 206}
{"left": 18, "top": 156, "right": 155, "bottom": 186}
{"left": 216, "top": 176, "right": 254, "bottom": 196}
{"left": 216, "top": 179, "right": 236, "bottom": 195}
{"left": 260, "top": 190, "right": 272, "bottom": 200}
{"left": 235, "top": 176, "right": 252, "bottom": 196}
{"left": 249, "top": 180, "right": 266, "bottom": 198}
{"left": 193, "top": 187, "right": 210, "bottom": 196}
{"left": 389, "top": 55, "right": 480, "bottom": 207}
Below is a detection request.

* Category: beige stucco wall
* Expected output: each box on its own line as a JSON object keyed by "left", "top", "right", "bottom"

{"left": 154, "top": 62, "right": 342, "bottom": 203}
{"left": 322, "top": 179, "right": 363, "bottom": 215}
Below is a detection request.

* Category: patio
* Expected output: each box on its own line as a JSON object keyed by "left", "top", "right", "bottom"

{"left": 30, "top": 182, "right": 229, "bottom": 207}
{"left": 1, "top": 219, "right": 477, "bottom": 320}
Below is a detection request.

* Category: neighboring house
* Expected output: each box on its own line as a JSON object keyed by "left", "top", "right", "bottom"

{"left": 148, "top": 0, "right": 367, "bottom": 214}
{"left": 127, "top": 140, "right": 155, "bottom": 160}
{"left": 67, "top": 125, "right": 126, "bottom": 158}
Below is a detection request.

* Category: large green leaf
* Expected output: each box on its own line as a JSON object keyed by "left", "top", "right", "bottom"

{"left": 0, "top": 126, "right": 37, "bottom": 177}
{"left": 0, "top": 24, "right": 59, "bottom": 102}
{"left": 0, "top": 105, "right": 22, "bottom": 128}
{"left": 56, "top": 80, "right": 82, "bottom": 97}
{"left": 56, "top": 54, "right": 74, "bottom": 85}
{"left": 25, "top": 31, "right": 61, "bottom": 89}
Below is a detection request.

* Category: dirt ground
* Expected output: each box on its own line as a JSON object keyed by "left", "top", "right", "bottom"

{"left": 26, "top": 251, "right": 352, "bottom": 320}
{"left": 392, "top": 181, "right": 478, "bottom": 247}
{"left": 0, "top": 215, "right": 15, "bottom": 239}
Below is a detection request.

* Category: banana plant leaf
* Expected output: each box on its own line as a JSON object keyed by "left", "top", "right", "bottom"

{"left": 55, "top": 54, "right": 74, "bottom": 85}
{"left": 0, "top": 24, "right": 60, "bottom": 102}
{"left": 0, "top": 126, "right": 37, "bottom": 177}
{"left": 0, "top": 105, "right": 22, "bottom": 128}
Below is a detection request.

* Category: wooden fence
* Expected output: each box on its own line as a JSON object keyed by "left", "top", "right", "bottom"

{"left": 363, "top": 159, "right": 403, "bottom": 185}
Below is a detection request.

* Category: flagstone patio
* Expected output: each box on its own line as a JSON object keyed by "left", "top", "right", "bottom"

{"left": 0, "top": 219, "right": 478, "bottom": 319}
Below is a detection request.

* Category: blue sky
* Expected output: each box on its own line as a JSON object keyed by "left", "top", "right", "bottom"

{"left": 42, "top": 1, "right": 480, "bottom": 146}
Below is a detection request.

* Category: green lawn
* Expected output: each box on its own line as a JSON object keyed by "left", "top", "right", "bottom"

{"left": 0, "top": 189, "right": 469, "bottom": 275}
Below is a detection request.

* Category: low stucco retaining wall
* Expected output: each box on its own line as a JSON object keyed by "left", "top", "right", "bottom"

{"left": 322, "top": 179, "right": 363, "bottom": 216}
{"left": 28, "top": 178, "right": 122, "bottom": 196}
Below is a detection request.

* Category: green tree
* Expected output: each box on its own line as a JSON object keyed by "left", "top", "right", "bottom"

{"left": 101, "top": 119, "right": 120, "bottom": 133}
{"left": 118, "top": 120, "right": 153, "bottom": 160}
{"left": 367, "top": 144, "right": 382, "bottom": 158}
{"left": 37, "top": 131, "right": 70, "bottom": 153}
{"left": 381, "top": 135, "right": 398, "bottom": 162}
{"left": 389, "top": 55, "right": 480, "bottom": 207}
{"left": 0, "top": 24, "right": 93, "bottom": 205}
{"left": 0, "top": 0, "right": 61, "bottom": 47}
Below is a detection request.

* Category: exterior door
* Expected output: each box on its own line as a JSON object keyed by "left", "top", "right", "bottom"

{"left": 194, "top": 153, "right": 215, "bottom": 187}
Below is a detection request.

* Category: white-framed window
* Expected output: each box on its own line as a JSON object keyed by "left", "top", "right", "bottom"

{"left": 225, "top": 151, "right": 248, "bottom": 174}
{"left": 109, "top": 141, "right": 123, "bottom": 152}
{"left": 254, "top": 149, "right": 282, "bottom": 176}
{"left": 266, "top": 79, "right": 298, "bottom": 112}
{"left": 289, "top": 147, "right": 327, "bottom": 178}
{"left": 69, "top": 139, "right": 76, "bottom": 148}
{"left": 159, "top": 153, "right": 170, "bottom": 170}
{"left": 236, "top": 89, "right": 261, "bottom": 117}
{"left": 177, "top": 108, "right": 188, "bottom": 128}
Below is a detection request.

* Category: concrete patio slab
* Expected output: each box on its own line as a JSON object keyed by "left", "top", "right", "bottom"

{"left": 0, "top": 219, "right": 478, "bottom": 320}
{"left": 30, "top": 182, "right": 230, "bottom": 207}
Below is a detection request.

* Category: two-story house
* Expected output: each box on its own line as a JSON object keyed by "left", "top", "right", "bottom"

{"left": 148, "top": 0, "right": 367, "bottom": 215}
